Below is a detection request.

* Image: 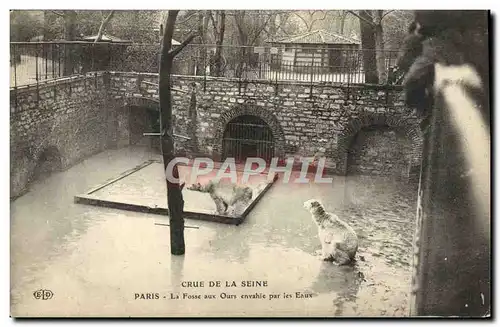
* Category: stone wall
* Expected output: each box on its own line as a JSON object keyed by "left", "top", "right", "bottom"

{"left": 107, "top": 72, "right": 423, "bottom": 175}
{"left": 347, "top": 126, "right": 414, "bottom": 178}
{"left": 10, "top": 71, "right": 423, "bottom": 197}
{"left": 10, "top": 73, "right": 115, "bottom": 198}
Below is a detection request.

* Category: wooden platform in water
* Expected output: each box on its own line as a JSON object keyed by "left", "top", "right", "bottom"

{"left": 74, "top": 160, "right": 277, "bottom": 225}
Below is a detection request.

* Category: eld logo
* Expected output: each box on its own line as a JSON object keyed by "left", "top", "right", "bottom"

{"left": 33, "top": 289, "right": 54, "bottom": 300}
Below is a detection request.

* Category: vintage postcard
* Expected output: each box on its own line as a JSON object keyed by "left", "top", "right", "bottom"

{"left": 9, "top": 9, "right": 490, "bottom": 318}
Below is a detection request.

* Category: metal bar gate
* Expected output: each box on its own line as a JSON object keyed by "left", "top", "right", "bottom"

{"left": 222, "top": 116, "right": 274, "bottom": 164}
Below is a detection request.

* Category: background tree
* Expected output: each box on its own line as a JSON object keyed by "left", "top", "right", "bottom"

{"left": 263, "top": 11, "right": 301, "bottom": 39}
{"left": 18, "top": 10, "right": 162, "bottom": 42}
{"left": 285, "top": 10, "right": 359, "bottom": 37}
{"left": 292, "top": 10, "right": 329, "bottom": 32}
{"left": 108, "top": 10, "right": 161, "bottom": 43}
{"left": 196, "top": 11, "right": 210, "bottom": 75}
{"left": 209, "top": 10, "right": 226, "bottom": 76}
{"left": 355, "top": 10, "right": 378, "bottom": 83}
{"left": 94, "top": 11, "right": 115, "bottom": 43}
{"left": 10, "top": 10, "right": 44, "bottom": 41}
{"left": 382, "top": 11, "right": 414, "bottom": 50}
{"left": 229, "top": 10, "right": 276, "bottom": 77}
{"left": 348, "top": 10, "right": 399, "bottom": 84}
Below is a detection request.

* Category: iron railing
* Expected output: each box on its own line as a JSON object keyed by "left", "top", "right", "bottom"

{"left": 10, "top": 42, "right": 401, "bottom": 88}
{"left": 10, "top": 41, "right": 133, "bottom": 88}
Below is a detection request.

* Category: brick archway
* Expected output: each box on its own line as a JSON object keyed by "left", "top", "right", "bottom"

{"left": 212, "top": 105, "right": 286, "bottom": 161}
{"left": 334, "top": 113, "right": 423, "bottom": 175}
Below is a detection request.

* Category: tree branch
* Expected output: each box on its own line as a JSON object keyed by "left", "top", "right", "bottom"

{"left": 312, "top": 11, "right": 328, "bottom": 29}
{"left": 209, "top": 10, "right": 217, "bottom": 32}
{"left": 381, "top": 10, "right": 396, "bottom": 21}
{"left": 94, "top": 10, "right": 115, "bottom": 43}
{"left": 294, "top": 10, "right": 329, "bottom": 32}
{"left": 347, "top": 10, "right": 376, "bottom": 26}
{"left": 176, "top": 10, "right": 199, "bottom": 26}
{"left": 50, "top": 10, "right": 65, "bottom": 18}
{"left": 169, "top": 33, "right": 198, "bottom": 58}
{"left": 274, "top": 13, "right": 292, "bottom": 36}
{"left": 293, "top": 12, "right": 312, "bottom": 31}
{"left": 249, "top": 13, "right": 275, "bottom": 45}
{"left": 233, "top": 11, "right": 247, "bottom": 45}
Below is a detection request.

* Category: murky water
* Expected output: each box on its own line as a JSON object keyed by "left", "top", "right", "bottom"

{"left": 11, "top": 146, "right": 417, "bottom": 317}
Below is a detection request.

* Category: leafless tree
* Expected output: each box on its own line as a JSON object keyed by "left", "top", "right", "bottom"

{"left": 209, "top": 10, "right": 226, "bottom": 76}
{"left": 195, "top": 11, "right": 210, "bottom": 75}
{"left": 293, "top": 10, "right": 329, "bottom": 32}
{"left": 50, "top": 10, "right": 77, "bottom": 75}
{"left": 230, "top": 10, "right": 275, "bottom": 77}
{"left": 339, "top": 10, "right": 348, "bottom": 35}
{"left": 94, "top": 11, "right": 115, "bottom": 43}
{"left": 158, "top": 10, "right": 197, "bottom": 255}
{"left": 348, "top": 10, "right": 395, "bottom": 83}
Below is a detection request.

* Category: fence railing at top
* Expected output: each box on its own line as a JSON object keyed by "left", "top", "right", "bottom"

{"left": 10, "top": 42, "right": 401, "bottom": 88}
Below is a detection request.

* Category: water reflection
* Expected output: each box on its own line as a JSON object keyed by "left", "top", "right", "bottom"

{"left": 170, "top": 255, "right": 185, "bottom": 286}
{"left": 310, "top": 261, "right": 364, "bottom": 315}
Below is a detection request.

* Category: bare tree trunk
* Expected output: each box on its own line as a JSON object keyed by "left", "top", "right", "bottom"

{"left": 269, "top": 12, "right": 277, "bottom": 37}
{"left": 374, "top": 10, "right": 387, "bottom": 83}
{"left": 94, "top": 11, "right": 115, "bottom": 43}
{"left": 159, "top": 10, "right": 197, "bottom": 255}
{"left": 63, "top": 10, "right": 77, "bottom": 76}
{"left": 340, "top": 11, "right": 347, "bottom": 35}
{"left": 196, "top": 11, "right": 209, "bottom": 75}
{"left": 213, "top": 11, "right": 226, "bottom": 77}
{"left": 43, "top": 11, "right": 56, "bottom": 41}
{"left": 234, "top": 11, "right": 248, "bottom": 78}
{"left": 358, "top": 10, "right": 378, "bottom": 84}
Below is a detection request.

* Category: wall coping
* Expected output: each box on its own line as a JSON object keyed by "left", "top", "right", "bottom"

{"left": 12, "top": 70, "right": 405, "bottom": 94}
{"left": 10, "top": 72, "right": 105, "bottom": 95}
{"left": 90, "top": 71, "right": 405, "bottom": 91}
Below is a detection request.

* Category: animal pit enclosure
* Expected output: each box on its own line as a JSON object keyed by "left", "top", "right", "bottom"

{"left": 74, "top": 160, "right": 277, "bottom": 225}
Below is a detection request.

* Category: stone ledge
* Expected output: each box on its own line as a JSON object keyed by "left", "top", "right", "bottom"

{"left": 10, "top": 73, "right": 104, "bottom": 94}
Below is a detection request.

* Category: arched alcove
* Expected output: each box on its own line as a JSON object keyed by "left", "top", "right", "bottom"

{"left": 334, "top": 114, "right": 423, "bottom": 177}
{"left": 125, "top": 97, "right": 161, "bottom": 151}
{"left": 222, "top": 115, "right": 274, "bottom": 163}
{"left": 346, "top": 124, "right": 414, "bottom": 178}
{"left": 213, "top": 105, "right": 286, "bottom": 161}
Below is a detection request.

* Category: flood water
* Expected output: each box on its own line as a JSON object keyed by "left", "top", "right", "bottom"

{"left": 11, "top": 146, "right": 418, "bottom": 317}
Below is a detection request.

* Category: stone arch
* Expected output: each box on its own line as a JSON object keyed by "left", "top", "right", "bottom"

{"left": 212, "top": 105, "right": 286, "bottom": 160}
{"left": 334, "top": 113, "right": 423, "bottom": 176}
{"left": 124, "top": 96, "right": 161, "bottom": 149}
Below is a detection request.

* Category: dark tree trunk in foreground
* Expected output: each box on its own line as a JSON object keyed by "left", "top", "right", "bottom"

{"left": 159, "top": 11, "right": 197, "bottom": 255}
